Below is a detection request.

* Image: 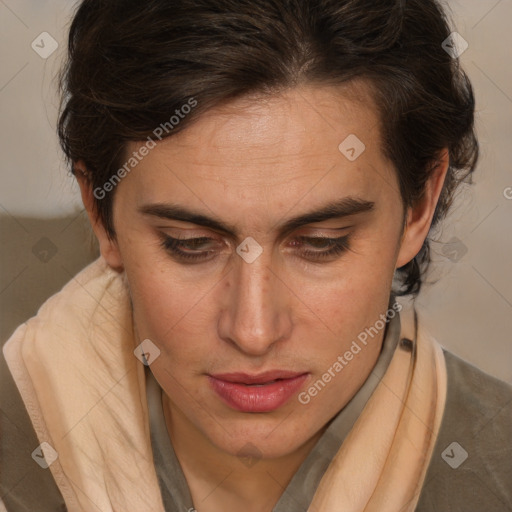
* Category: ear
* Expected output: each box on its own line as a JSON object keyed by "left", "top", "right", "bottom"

{"left": 74, "top": 161, "right": 124, "bottom": 271}
{"left": 395, "top": 150, "right": 449, "bottom": 269}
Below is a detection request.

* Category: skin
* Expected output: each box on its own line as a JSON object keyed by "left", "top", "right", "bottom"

{"left": 77, "top": 82, "right": 449, "bottom": 512}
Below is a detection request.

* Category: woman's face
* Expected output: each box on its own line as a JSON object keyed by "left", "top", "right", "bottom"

{"left": 94, "top": 84, "right": 424, "bottom": 460}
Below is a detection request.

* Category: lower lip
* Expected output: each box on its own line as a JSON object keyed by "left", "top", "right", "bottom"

{"left": 208, "top": 374, "right": 308, "bottom": 413}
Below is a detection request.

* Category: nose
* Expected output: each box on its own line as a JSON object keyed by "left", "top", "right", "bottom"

{"left": 217, "top": 248, "right": 292, "bottom": 357}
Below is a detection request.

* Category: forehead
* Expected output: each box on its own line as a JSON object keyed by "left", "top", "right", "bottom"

{"left": 175, "top": 82, "right": 376, "bottom": 148}
{"left": 122, "top": 83, "right": 396, "bottom": 216}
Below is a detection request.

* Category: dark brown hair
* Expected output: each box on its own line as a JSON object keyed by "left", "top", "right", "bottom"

{"left": 58, "top": 0, "right": 478, "bottom": 296}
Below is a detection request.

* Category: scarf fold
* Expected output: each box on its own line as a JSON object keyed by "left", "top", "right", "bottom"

{"left": 2, "top": 256, "right": 447, "bottom": 512}
{"left": 308, "top": 305, "right": 447, "bottom": 512}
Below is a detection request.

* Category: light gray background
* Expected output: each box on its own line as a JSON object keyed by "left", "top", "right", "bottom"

{"left": 1, "top": 0, "right": 511, "bottom": 383}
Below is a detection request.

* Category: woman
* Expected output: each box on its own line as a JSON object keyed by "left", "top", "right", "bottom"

{"left": 1, "top": 0, "right": 511, "bottom": 511}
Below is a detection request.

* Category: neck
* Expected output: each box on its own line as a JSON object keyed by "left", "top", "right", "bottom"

{"left": 162, "top": 397, "right": 325, "bottom": 512}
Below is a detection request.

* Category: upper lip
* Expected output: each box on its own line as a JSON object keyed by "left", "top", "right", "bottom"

{"left": 209, "top": 370, "right": 307, "bottom": 385}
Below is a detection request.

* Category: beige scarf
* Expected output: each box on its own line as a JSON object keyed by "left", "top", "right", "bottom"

{"left": 2, "top": 257, "right": 447, "bottom": 512}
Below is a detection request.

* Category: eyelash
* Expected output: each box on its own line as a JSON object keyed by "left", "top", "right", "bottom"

{"left": 159, "top": 234, "right": 351, "bottom": 263}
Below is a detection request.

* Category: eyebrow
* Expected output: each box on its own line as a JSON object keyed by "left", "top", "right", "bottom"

{"left": 138, "top": 196, "right": 375, "bottom": 237}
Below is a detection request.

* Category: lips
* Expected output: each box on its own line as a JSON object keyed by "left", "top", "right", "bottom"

{"left": 208, "top": 371, "right": 308, "bottom": 413}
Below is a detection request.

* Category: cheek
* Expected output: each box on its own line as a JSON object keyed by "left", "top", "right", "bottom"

{"left": 306, "top": 243, "right": 396, "bottom": 332}
{"left": 306, "top": 272, "right": 393, "bottom": 369}
{"left": 133, "top": 277, "right": 196, "bottom": 332}
{"left": 122, "top": 257, "right": 203, "bottom": 359}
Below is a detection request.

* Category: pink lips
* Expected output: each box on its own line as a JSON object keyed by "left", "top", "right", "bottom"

{"left": 208, "top": 370, "right": 308, "bottom": 413}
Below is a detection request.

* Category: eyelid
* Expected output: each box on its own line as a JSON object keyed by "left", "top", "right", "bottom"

{"left": 298, "top": 224, "right": 354, "bottom": 234}
{"left": 156, "top": 228, "right": 355, "bottom": 254}
{"left": 160, "top": 232, "right": 352, "bottom": 265}
{"left": 158, "top": 224, "right": 354, "bottom": 239}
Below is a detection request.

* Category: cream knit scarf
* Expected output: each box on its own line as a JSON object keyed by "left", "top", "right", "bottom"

{"left": 2, "top": 257, "right": 447, "bottom": 512}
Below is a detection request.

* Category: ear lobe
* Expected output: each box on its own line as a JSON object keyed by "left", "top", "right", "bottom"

{"left": 395, "top": 151, "right": 450, "bottom": 269}
{"left": 74, "top": 161, "right": 124, "bottom": 271}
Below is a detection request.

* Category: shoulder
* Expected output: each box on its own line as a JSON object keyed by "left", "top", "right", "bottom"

{"left": 416, "top": 349, "right": 512, "bottom": 512}
{"left": 0, "top": 344, "right": 67, "bottom": 511}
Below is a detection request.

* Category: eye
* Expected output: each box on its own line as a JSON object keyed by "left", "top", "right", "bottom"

{"left": 160, "top": 235, "right": 219, "bottom": 262}
{"left": 291, "top": 235, "right": 351, "bottom": 261}
{"left": 160, "top": 233, "right": 351, "bottom": 264}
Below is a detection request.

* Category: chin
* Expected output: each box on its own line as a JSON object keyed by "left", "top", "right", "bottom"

{"left": 204, "top": 415, "right": 316, "bottom": 460}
